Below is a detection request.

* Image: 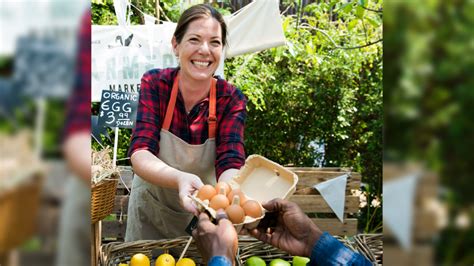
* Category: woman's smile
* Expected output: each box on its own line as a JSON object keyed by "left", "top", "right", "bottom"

{"left": 173, "top": 16, "right": 223, "bottom": 82}
{"left": 192, "top": 60, "right": 212, "bottom": 68}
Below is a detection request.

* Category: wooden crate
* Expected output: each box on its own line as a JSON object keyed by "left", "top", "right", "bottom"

{"left": 383, "top": 163, "right": 439, "bottom": 266}
{"left": 287, "top": 167, "right": 360, "bottom": 236}
{"left": 102, "top": 167, "right": 361, "bottom": 242}
{"left": 384, "top": 163, "right": 439, "bottom": 241}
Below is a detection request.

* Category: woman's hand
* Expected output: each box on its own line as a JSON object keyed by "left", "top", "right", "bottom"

{"left": 177, "top": 172, "right": 204, "bottom": 215}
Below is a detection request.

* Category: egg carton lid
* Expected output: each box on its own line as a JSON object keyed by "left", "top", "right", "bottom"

{"left": 229, "top": 155, "right": 298, "bottom": 203}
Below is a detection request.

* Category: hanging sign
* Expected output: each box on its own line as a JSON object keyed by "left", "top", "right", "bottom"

{"left": 98, "top": 90, "right": 138, "bottom": 128}
{"left": 92, "top": 24, "right": 179, "bottom": 102}
{"left": 14, "top": 35, "right": 74, "bottom": 99}
{"left": 91, "top": 0, "right": 287, "bottom": 102}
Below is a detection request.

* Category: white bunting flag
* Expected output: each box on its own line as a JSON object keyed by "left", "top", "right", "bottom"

{"left": 144, "top": 13, "right": 156, "bottom": 26}
{"left": 225, "top": 0, "right": 286, "bottom": 58}
{"left": 313, "top": 174, "right": 348, "bottom": 222}
{"left": 383, "top": 173, "right": 419, "bottom": 250}
{"left": 114, "top": 0, "right": 130, "bottom": 27}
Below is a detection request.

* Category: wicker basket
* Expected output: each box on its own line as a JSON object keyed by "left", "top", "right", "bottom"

{"left": 101, "top": 235, "right": 381, "bottom": 266}
{"left": 354, "top": 234, "right": 383, "bottom": 265}
{"left": 101, "top": 236, "right": 291, "bottom": 266}
{"left": 91, "top": 177, "right": 118, "bottom": 224}
{"left": 0, "top": 175, "right": 42, "bottom": 253}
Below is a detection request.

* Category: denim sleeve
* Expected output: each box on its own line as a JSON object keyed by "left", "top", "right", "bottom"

{"left": 209, "top": 256, "right": 233, "bottom": 266}
{"left": 309, "top": 232, "right": 373, "bottom": 266}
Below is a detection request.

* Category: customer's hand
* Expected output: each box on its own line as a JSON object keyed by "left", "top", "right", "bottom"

{"left": 177, "top": 173, "right": 203, "bottom": 216}
{"left": 192, "top": 210, "right": 238, "bottom": 264}
{"left": 249, "top": 199, "right": 323, "bottom": 257}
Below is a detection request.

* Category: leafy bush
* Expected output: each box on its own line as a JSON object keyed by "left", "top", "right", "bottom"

{"left": 225, "top": 1, "right": 382, "bottom": 231}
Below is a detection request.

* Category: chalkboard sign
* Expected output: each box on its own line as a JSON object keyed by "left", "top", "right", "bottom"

{"left": 98, "top": 90, "right": 138, "bottom": 128}
{"left": 15, "top": 35, "right": 74, "bottom": 99}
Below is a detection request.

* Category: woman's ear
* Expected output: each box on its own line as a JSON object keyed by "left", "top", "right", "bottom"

{"left": 171, "top": 37, "right": 178, "bottom": 57}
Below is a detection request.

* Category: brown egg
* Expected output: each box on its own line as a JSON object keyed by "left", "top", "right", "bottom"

{"left": 215, "top": 182, "right": 231, "bottom": 196}
{"left": 210, "top": 194, "right": 229, "bottom": 211}
{"left": 227, "top": 188, "right": 248, "bottom": 206}
{"left": 226, "top": 196, "right": 245, "bottom": 224}
{"left": 197, "top": 184, "right": 217, "bottom": 201}
{"left": 242, "top": 200, "right": 263, "bottom": 218}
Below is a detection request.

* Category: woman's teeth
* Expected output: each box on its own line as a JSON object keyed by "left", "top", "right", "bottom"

{"left": 193, "top": 61, "right": 210, "bottom": 67}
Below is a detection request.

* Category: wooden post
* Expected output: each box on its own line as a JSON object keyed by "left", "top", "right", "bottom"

{"left": 91, "top": 224, "right": 95, "bottom": 266}
{"left": 91, "top": 221, "right": 101, "bottom": 266}
{"left": 0, "top": 253, "right": 8, "bottom": 266}
{"left": 156, "top": 0, "right": 160, "bottom": 23}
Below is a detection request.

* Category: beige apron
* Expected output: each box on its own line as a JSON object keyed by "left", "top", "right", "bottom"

{"left": 125, "top": 74, "right": 217, "bottom": 241}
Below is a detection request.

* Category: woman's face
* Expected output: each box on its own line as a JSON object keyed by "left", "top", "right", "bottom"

{"left": 173, "top": 16, "right": 223, "bottom": 82}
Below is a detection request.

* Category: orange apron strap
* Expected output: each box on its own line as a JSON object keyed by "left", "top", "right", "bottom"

{"left": 163, "top": 73, "right": 217, "bottom": 138}
{"left": 208, "top": 78, "right": 217, "bottom": 139}
{"left": 162, "top": 74, "right": 179, "bottom": 131}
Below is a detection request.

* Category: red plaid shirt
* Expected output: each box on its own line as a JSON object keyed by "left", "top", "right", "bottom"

{"left": 63, "top": 10, "right": 91, "bottom": 139}
{"left": 129, "top": 68, "right": 247, "bottom": 179}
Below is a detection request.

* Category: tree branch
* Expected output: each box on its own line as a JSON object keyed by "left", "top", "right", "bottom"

{"left": 300, "top": 24, "right": 383, "bottom": 50}
{"left": 361, "top": 6, "right": 383, "bottom": 13}
{"left": 333, "top": 38, "right": 383, "bottom": 50}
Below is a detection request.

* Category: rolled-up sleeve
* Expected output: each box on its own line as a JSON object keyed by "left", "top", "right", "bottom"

{"left": 215, "top": 88, "right": 247, "bottom": 179}
{"left": 128, "top": 73, "right": 161, "bottom": 157}
{"left": 309, "top": 232, "right": 373, "bottom": 266}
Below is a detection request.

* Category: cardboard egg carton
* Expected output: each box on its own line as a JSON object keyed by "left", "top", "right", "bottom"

{"left": 190, "top": 155, "right": 298, "bottom": 229}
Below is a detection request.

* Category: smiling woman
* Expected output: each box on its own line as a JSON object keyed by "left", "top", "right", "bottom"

{"left": 124, "top": 4, "right": 248, "bottom": 243}
{"left": 172, "top": 16, "right": 224, "bottom": 112}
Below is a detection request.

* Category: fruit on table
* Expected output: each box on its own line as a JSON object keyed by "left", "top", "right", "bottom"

{"left": 242, "top": 200, "right": 263, "bottom": 218}
{"left": 176, "top": 258, "right": 196, "bottom": 266}
{"left": 155, "top": 253, "right": 176, "bottom": 266}
{"left": 245, "top": 256, "right": 266, "bottom": 266}
{"left": 292, "top": 256, "right": 310, "bottom": 266}
{"left": 130, "top": 253, "right": 150, "bottom": 266}
{"left": 226, "top": 195, "right": 246, "bottom": 224}
{"left": 269, "top": 258, "right": 290, "bottom": 266}
{"left": 197, "top": 184, "right": 217, "bottom": 201}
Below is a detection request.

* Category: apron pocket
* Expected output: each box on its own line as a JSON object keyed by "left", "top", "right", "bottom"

{"left": 144, "top": 189, "right": 194, "bottom": 238}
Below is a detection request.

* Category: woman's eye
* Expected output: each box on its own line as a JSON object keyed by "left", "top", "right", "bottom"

{"left": 211, "top": 41, "right": 221, "bottom": 46}
{"left": 189, "top": 38, "right": 199, "bottom": 43}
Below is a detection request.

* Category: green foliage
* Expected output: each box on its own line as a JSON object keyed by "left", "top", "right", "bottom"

{"left": 92, "top": 1, "right": 118, "bottom": 25}
{"left": 92, "top": 0, "right": 183, "bottom": 25}
{"left": 385, "top": 0, "right": 474, "bottom": 263}
{"left": 225, "top": 1, "right": 382, "bottom": 232}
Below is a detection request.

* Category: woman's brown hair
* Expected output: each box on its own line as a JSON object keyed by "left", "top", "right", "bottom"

{"left": 173, "top": 4, "right": 227, "bottom": 47}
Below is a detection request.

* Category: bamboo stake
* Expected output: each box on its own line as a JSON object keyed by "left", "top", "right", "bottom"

{"left": 156, "top": 0, "right": 160, "bottom": 23}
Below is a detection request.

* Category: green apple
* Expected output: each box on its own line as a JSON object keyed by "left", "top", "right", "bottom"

{"left": 269, "top": 258, "right": 290, "bottom": 266}
{"left": 245, "top": 256, "right": 266, "bottom": 266}
{"left": 292, "top": 256, "right": 310, "bottom": 266}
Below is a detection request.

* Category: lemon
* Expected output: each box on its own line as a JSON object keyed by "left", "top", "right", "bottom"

{"left": 176, "top": 258, "right": 196, "bottom": 266}
{"left": 155, "top": 253, "right": 176, "bottom": 266}
{"left": 130, "top": 253, "right": 150, "bottom": 266}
